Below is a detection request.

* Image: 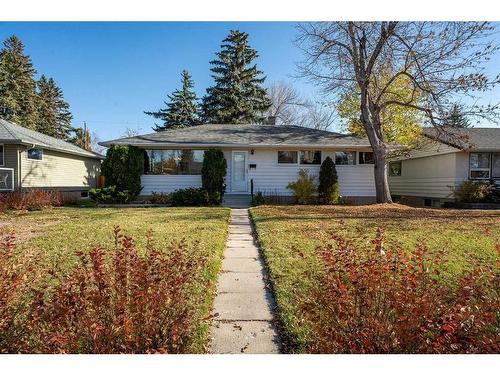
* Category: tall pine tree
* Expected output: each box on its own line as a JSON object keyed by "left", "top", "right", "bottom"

{"left": 201, "top": 30, "right": 272, "bottom": 124}
{"left": 145, "top": 69, "right": 199, "bottom": 131}
{"left": 36, "top": 75, "right": 74, "bottom": 139}
{"left": 0, "top": 35, "right": 38, "bottom": 130}
{"left": 445, "top": 104, "right": 471, "bottom": 128}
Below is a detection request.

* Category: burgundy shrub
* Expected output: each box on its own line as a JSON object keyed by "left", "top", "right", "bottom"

{"left": 301, "top": 228, "right": 500, "bottom": 353}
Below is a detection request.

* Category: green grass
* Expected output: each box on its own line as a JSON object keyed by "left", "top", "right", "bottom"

{"left": 251, "top": 204, "right": 500, "bottom": 352}
{"left": 0, "top": 206, "right": 231, "bottom": 353}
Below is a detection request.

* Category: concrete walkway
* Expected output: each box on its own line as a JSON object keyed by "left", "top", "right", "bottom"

{"left": 210, "top": 208, "right": 281, "bottom": 353}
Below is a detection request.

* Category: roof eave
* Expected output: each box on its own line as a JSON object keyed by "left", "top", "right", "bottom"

{"left": 12, "top": 140, "right": 105, "bottom": 160}
{"left": 98, "top": 141, "right": 372, "bottom": 149}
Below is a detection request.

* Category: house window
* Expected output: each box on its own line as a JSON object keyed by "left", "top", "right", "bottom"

{"left": 27, "top": 148, "right": 43, "bottom": 160}
{"left": 335, "top": 151, "right": 356, "bottom": 165}
{"left": 389, "top": 161, "right": 402, "bottom": 176}
{"left": 144, "top": 149, "right": 205, "bottom": 175}
{"left": 0, "top": 144, "right": 4, "bottom": 166}
{"left": 469, "top": 152, "right": 490, "bottom": 179}
{"left": 300, "top": 150, "right": 321, "bottom": 165}
{"left": 492, "top": 154, "right": 500, "bottom": 179}
{"left": 359, "top": 152, "right": 374, "bottom": 164}
{"left": 277, "top": 151, "right": 298, "bottom": 164}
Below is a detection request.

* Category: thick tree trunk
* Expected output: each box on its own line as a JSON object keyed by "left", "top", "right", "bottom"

{"left": 372, "top": 145, "right": 393, "bottom": 203}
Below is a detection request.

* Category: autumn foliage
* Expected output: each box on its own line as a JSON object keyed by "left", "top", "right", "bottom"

{"left": 0, "top": 190, "right": 69, "bottom": 211}
{"left": 0, "top": 227, "right": 207, "bottom": 353}
{"left": 301, "top": 228, "right": 500, "bottom": 353}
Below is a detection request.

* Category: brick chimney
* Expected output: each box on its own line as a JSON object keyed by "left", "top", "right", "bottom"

{"left": 266, "top": 116, "right": 277, "bottom": 125}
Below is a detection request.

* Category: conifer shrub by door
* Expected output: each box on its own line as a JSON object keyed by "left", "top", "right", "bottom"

{"left": 201, "top": 149, "right": 227, "bottom": 205}
{"left": 318, "top": 156, "right": 339, "bottom": 204}
{"left": 101, "top": 145, "right": 144, "bottom": 200}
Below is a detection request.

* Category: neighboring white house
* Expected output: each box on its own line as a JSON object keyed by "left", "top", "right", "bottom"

{"left": 100, "top": 123, "right": 377, "bottom": 202}
{"left": 388, "top": 127, "right": 500, "bottom": 207}
{"left": 0, "top": 119, "right": 104, "bottom": 197}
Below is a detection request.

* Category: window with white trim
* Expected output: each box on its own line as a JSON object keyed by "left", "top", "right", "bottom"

{"left": 335, "top": 151, "right": 356, "bottom": 165}
{"left": 27, "top": 148, "right": 43, "bottom": 160}
{"left": 469, "top": 152, "right": 490, "bottom": 179}
{"left": 300, "top": 150, "right": 321, "bottom": 165}
{"left": 493, "top": 154, "right": 500, "bottom": 179}
{"left": 359, "top": 151, "right": 374, "bottom": 164}
{"left": 277, "top": 151, "right": 298, "bottom": 164}
{"left": 0, "top": 144, "right": 4, "bottom": 166}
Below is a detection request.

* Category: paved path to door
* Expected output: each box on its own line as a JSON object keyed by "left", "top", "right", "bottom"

{"left": 210, "top": 208, "right": 281, "bottom": 353}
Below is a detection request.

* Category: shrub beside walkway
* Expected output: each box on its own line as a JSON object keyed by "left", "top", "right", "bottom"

{"left": 210, "top": 208, "right": 281, "bottom": 353}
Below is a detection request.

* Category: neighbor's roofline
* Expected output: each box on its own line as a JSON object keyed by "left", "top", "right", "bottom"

{"left": 1, "top": 139, "right": 105, "bottom": 159}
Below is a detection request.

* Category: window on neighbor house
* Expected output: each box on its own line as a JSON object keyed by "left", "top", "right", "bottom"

{"left": 144, "top": 149, "right": 205, "bottom": 175}
{"left": 359, "top": 152, "right": 375, "bottom": 164}
{"left": 277, "top": 151, "right": 298, "bottom": 164}
{"left": 27, "top": 148, "right": 43, "bottom": 160}
{"left": 389, "top": 161, "right": 402, "bottom": 176}
{"left": 0, "top": 144, "right": 4, "bottom": 166}
{"left": 335, "top": 151, "right": 356, "bottom": 165}
{"left": 469, "top": 152, "right": 491, "bottom": 179}
{"left": 492, "top": 154, "right": 500, "bottom": 179}
{"left": 300, "top": 150, "right": 321, "bottom": 165}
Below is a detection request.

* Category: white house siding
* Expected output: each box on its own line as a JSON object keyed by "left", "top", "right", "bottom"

{"left": 140, "top": 148, "right": 376, "bottom": 198}
{"left": 247, "top": 149, "right": 375, "bottom": 197}
{"left": 20, "top": 148, "right": 100, "bottom": 190}
{"left": 389, "top": 152, "right": 460, "bottom": 199}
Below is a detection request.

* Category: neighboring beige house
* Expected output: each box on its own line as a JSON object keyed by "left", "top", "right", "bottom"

{"left": 0, "top": 119, "right": 104, "bottom": 197}
{"left": 389, "top": 127, "right": 500, "bottom": 207}
{"left": 100, "top": 123, "right": 378, "bottom": 203}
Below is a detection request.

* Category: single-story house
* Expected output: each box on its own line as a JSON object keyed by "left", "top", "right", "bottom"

{"left": 100, "top": 123, "right": 377, "bottom": 202}
{"left": 0, "top": 119, "right": 104, "bottom": 197}
{"left": 388, "top": 127, "right": 500, "bottom": 207}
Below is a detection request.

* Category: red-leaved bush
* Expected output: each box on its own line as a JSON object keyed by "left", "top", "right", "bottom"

{"left": 302, "top": 228, "right": 500, "bottom": 353}
{"left": 0, "top": 190, "right": 64, "bottom": 211}
{"left": 1, "top": 227, "right": 206, "bottom": 353}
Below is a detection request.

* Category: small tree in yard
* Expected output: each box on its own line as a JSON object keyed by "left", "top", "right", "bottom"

{"left": 201, "top": 149, "right": 227, "bottom": 205}
{"left": 297, "top": 22, "right": 500, "bottom": 203}
{"left": 318, "top": 156, "right": 339, "bottom": 204}
{"left": 102, "top": 145, "right": 143, "bottom": 199}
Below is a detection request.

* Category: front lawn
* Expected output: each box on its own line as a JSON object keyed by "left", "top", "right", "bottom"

{"left": 0, "top": 207, "right": 230, "bottom": 353}
{"left": 251, "top": 204, "right": 500, "bottom": 353}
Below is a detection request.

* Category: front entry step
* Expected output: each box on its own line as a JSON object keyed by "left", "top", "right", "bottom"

{"left": 222, "top": 194, "right": 252, "bottom": 208}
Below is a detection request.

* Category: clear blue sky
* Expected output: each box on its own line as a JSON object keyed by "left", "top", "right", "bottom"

{"left": 0, "top": 22, "right": 317, "bottom": 141}
{"left": 0, "top": 22, "right": 498, "bottom": 142}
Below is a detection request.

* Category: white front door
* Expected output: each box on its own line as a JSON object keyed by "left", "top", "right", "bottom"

{"left": 231, "top": 151, "right": 248, "bottom": 192}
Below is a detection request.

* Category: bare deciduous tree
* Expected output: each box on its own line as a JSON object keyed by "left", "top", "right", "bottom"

{"left": 267, "top": 81, "right": 311, "bottom": 125}
{"left": 296, "top": 22, "right": 499, "bottom": 203}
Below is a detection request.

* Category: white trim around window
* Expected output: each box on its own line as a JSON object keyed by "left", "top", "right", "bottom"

{"left": 469, "top": 152, "right": 491, "bottom": 180}
{"left": 27, "top": 148, "right": 43, "bottom": 161}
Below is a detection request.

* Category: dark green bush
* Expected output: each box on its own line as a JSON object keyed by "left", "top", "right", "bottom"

{"left": 89, "top": 186, "right": 133, "bottom": 204}
{"left": 201, "top": 149, "right": 227, "bottom": 205}
{"left": 102, "top": 145, "right": 143, "bottom": 199}
{"left": 318, "top": 156, "right": 340, "bottom": 204}
{"left": 170, "top": 188, "right": 209, "bottom": 207}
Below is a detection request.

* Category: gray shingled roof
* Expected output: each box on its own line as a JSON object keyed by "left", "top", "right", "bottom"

{"left": 0, "top": 119, "right": 104, "bottom": 159}
{"left": 99, "top": 124, "right": 372, "bottom": 148}
{"left": 423, "top": 127, "right": 500, "bottom": 151}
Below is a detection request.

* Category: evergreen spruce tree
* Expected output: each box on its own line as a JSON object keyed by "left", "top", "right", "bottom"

{"left": 145, "top": 70, "right": 199, "bottom": 131}
{"left": 36, "top": 75, "right": 74, "bottom": 139}
{"left": 0, "top": 35, "right": 38, "bottom": 130}
{"left": 318, "top": 156, "right": 339, "bottom": 204}
{"left": 445, "top": 104, "right": 471, "bottom": 128}
{"left": 201, "top": 30, "right": 272, "bottom": 124}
